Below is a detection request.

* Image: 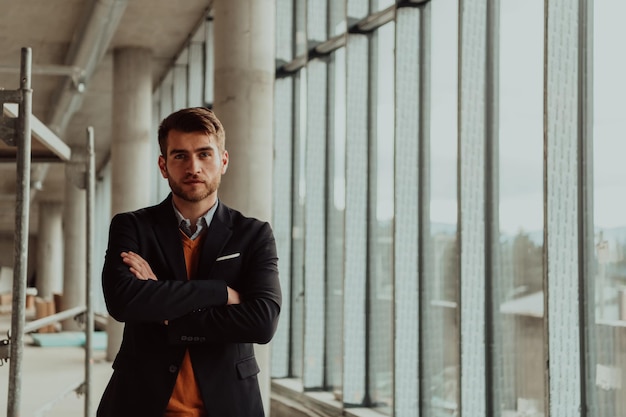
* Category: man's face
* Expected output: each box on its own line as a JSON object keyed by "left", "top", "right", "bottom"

{"left": 158, "top": 129, "right": 229, "bottom": 204}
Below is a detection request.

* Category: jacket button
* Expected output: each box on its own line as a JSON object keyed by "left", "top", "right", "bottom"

{"left": 169, "top": 365, "right": 178, "bottom": 373}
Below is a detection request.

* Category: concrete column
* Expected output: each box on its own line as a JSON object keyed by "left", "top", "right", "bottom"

{"left": 62, "top": 157, "right": 86, "bottom": 331}
{"left": 36, "top": 201, "right": 63, "bottom": 299}
{"left": 213, "top": 1, "right": 275, "bottom": 414}
{"left": 106, "top": 46, "right": 153, "bottom": 361}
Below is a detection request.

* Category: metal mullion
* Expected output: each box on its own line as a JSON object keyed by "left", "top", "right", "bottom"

{"left": 417, "top": 3, "right": 431, "bottom": 415}
{"left": 365, "top": 30, "right": 376, "bottom": 409}
{"left": 544, "top": 1, "right": 583, "bottom": 416}
{"left": 578, "top": 0, "right": 594, "bottom": 415}
{"left": 394, "top": 6, "right": 421, "bottom": 417}
{"left": 485, "top": 0, "right": 500, "bottom": 416}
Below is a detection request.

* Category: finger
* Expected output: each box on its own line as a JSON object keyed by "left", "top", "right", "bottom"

{"left": 122, "top": 252, "right": 146, "bottom": 268}
{"left": 129, "top": 267, "right": 147, "bottom": 280}
{"left": 121, "top": 252, "right": 158, "bottom": 281}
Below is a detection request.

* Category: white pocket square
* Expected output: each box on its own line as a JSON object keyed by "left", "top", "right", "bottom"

{"left": 216, "top": 253, "right": 240, "bottom": 262}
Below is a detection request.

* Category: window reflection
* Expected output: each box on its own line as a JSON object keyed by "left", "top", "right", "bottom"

{"left": 593, "top": 1, "right": 626, "bottom": 415}
{"left": 426, "top": 0, "right": 460, "bottom": 415}
{"left": 368, "top": 22, "right": 395, "bottom": 415}
{"left": 291, "top": 70, "right": 307, "bottom": 378}
{"left": 325, "top": 48, "right": 346, "bottom": 395}
{"left": 328, "top": 0, "right": 346, "bottom": 37}
{"left": 497, "top": 1, "right": 544, "bottom": 415}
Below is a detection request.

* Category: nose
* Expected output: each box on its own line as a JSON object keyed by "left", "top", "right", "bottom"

{"left": 187, "top": 155, "right": 202, "bottom": 174}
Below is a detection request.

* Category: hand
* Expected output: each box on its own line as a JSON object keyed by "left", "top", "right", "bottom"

{"left": 227, "top": 287, "right": 241, "bottom": 305}
{"left": 121, "top": 251, "right": 158, "bottom": 281}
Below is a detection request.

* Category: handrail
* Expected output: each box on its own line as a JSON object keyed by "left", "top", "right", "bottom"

{"left": 23, "top": 306, "right": 87, "bottom": 335}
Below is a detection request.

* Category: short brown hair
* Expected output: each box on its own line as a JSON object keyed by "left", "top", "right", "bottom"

{"left": 158, "top": 107, "right": 226, "bottom": 155}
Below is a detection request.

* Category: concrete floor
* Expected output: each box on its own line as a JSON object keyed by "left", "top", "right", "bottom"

{"left": 0, "top": 309, "right": 113, "bottom": 417}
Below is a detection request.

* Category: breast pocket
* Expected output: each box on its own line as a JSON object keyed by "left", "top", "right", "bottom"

{"left": 211, "top": 253, "right": 243, "bottom": 284}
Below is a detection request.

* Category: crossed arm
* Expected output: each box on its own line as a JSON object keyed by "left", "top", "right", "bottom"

{"left": 118, "top": 249, "right": 280, "bottom": 344}
{"left": 120, "top": 250, "right": 241, "bottom": 305}
{"left": 103, "top": 213, "right": 282, "bottom": 344}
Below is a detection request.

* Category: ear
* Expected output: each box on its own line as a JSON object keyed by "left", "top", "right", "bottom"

{"left": 158, "top": 155, "right": 168, "bottom": 178}
{"left": 221, "top": 150, "right": 229, "bottom": 174}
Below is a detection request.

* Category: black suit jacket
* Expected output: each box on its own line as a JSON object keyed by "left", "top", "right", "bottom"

{"left": 97, "top": 195, "right": 282, "bottom": 417}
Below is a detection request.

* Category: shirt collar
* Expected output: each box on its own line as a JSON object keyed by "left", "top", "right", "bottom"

{"left": 172, "top": 199, "right": 219, "bottom": 239}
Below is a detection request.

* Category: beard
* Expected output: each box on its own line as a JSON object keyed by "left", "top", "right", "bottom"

{"left": 168, "top": 175, "right": 220, "bottom": 203}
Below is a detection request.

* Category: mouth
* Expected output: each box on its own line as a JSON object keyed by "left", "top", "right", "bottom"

{"left": 183, "top": 178, "right": 204, "bottom": 184}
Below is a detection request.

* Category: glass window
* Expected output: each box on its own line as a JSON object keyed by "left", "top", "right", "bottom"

{"left": 173, "top": 52, "right": 188, "bottom": 110}
{"left": 271, "top": 76, "right": 295, "bottom": 378}
{"left": 187, "top": 41, "right": 204, "bottom": 108}
{"left": 303, "top": 59, "right": 328, "bottom": 389}
{"left": 343, "top": 32, "right": 369, "bottom": 406}
{"left": 368, "top": 22, "right": 395, "bottom": 415}
{"left": 371, "top": 0, "right": 395, "bottom": 13}
{"left": 276, "top": 0, "right": 294, "bottom": 62}
{"left": 295, "top": 0, "right": 307, "bottom": 57}
{"left": 328, "top": 0, "right": 347, "bottom": 37}
{"left": 290, "top": 69, "right": 307, "bottom": 378}
{"left": 496, "top": 1, "right": 545, "bottom": 415}
{"left": 204, "top": 19, "right": 214, "bottom": 106}
{"left": 307, "top": 0, "right": 327, "bottom": 43}
{"left": 592, "top": 1, "right": 626, "bottom": 415}
{"left": 347, "top": 0, "right": 369, "bottom": 21}
{"left": 425, "top": 0, "right": 459, "bottom": 415}
{"left": 393, "top": 5, "right": 421, "bottom": 416}
{"left": 326, "top": 47, "right": 346, "bottom": 395}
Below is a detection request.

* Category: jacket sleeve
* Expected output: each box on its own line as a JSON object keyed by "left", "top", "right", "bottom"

{"left": 102, "top": 213, "right": 228, "bottom": 323}
{"left": 166, "top": 225, "right": 282, "bottom": 345}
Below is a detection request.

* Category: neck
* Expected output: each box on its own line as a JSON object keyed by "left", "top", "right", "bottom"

{"left": 172, "top": 195, "right": 217, "bottom": 224}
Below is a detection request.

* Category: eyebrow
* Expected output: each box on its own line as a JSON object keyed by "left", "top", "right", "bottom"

{"left": 168, "top": 146, "right": 214, "bottom": 156}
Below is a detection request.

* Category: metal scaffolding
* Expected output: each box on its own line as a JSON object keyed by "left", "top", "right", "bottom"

{"left": 0, "top": 47, "right": 95, "bottom": 417}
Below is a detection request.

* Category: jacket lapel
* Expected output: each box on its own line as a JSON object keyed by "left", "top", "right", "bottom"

{"left": 195, "top": 202, "right": 233, "bottom": 280}
{"left": 152, "top": 195, "right": 187, "bottom": 282}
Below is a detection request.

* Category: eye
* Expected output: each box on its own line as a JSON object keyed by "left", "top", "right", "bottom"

{"left": 199, "top": 151, "right": 212, "bottom": 158}
{"left": 173, "top": 154, "right": 186, "bottom": 160}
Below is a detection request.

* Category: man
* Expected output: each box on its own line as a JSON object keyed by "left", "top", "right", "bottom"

{"left": 97, "top": 107, "right": 282, "bottom": 417}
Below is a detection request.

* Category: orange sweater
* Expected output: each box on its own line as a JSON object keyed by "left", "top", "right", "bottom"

{"left": 164, "top": 231, "right": 208, "bottom": 417}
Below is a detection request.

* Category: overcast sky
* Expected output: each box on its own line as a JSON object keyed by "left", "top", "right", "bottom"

{"left": 428, "top": 0, "right": 626, "bottom": 236}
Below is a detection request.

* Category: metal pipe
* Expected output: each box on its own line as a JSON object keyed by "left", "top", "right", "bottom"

{"left": 23, "top": 305, "right": 87, "bottom": 334}
{"left": 0, "top": 64, "right": 84, "bottom": 78}
{"left": 85, "top": 126, "right": 95, "bottom": 417}
{"left": 7, "top": 46, "right": 32, "bottom": 417}
{"left": 48, "top": 0, "right": 128, "bottom": 135}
